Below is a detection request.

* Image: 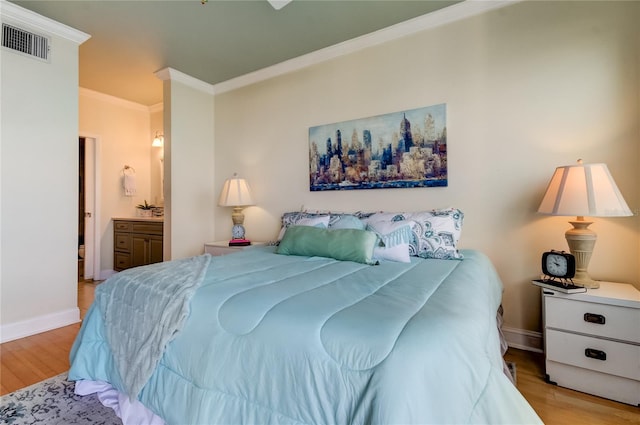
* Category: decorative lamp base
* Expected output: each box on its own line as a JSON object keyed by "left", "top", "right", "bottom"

{"left": 565, "top": 217, "right": 599, "bottom": 289}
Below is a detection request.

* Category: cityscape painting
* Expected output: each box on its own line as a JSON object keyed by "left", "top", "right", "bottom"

{"left": 309, "top": 103, "right": 447, "bottom": 191}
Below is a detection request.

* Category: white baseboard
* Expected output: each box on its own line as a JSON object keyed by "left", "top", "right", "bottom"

{"left": 503, "top": 326, "right": 544, "bottom": 353}
{"left": 0, "top": 308, "right": 80, "bottom": 343}
{"left": 98, "top": 269, "right": 117, "bottom": 281}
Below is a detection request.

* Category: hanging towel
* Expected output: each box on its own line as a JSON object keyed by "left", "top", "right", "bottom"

{"left": 124, "top": 174, "right": 137, "bottom": 196}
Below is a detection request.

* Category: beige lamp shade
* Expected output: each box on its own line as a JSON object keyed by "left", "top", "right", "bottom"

{"left": 538, "top": 162, "right": 631, "bottom": 217}
{"left": 218, "top": 174, "right": 254, "bottom": 207}
{"left": 537, "top": 160, "right": 631, "bottom": 288}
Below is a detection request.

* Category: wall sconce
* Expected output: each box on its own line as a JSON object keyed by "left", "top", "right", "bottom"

{"left": 152, "top": 131, "right": 164, "bottom": 147}
{"left": 218, "top": 173, "right": 254, "bottom": 245}
{"left": 538, "top": 159, "right": 632, "bottom": 288}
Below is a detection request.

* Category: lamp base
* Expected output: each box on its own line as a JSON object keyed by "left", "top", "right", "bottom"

{"left": 572, "top": 273, "right": 599, "bottom": 289}
{"left": 565, "top": 217, "right": 599, "bottom": 289}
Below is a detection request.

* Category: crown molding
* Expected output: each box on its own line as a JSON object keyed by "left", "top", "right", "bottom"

{"left": 80, "top": 87, "right": 150, "bottom": 112}
{"left": 213, "top": 0, "right": 521, "bottom": 94}
{"left": 148, "top": 103, "right": 164, "bottom": 113}
{"left": 0, "top": 0, "right": 90, "bottom": 44}
{"left": 155, "top": 67, "right": 215, "bottom": 96}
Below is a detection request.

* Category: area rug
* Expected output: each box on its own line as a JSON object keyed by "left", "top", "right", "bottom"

{"left": 0, "top": 373, "right": 120, "bottom": 425}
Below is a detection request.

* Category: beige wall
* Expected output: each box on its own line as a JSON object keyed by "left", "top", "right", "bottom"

{"left": 214, "top": 1, "right": 640, "bottom": 334}
{"left": 150, "top": 105, "right": 164, "bottom": 207}
{"left": 162, "top": 75, "right": 216, "bottom": 260}
{"left": 1, "top": 11, "right": 87, "bottom": 340}
{"left": 79, "top": 90, "right": 153, "bottom": 275}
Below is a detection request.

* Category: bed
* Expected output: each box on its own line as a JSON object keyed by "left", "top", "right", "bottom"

{"left": 69, "top": 210, "right": 543, "bottom": 424}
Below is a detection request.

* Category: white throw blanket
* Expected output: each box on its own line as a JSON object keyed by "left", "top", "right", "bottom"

{"left": 95, "top": 254, "right": 211, "bottom": 399}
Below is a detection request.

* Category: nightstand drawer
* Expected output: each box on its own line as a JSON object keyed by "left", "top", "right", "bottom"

{"left": 545, "top": 296, "right": 640, "bottom": 343}
{"left": 546, "top": 361, "right": 640, "bottom": 405}
{"left": 546, "top": 329, "right": 640, "bottom": 380}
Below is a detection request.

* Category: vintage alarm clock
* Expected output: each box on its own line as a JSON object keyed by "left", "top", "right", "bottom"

{"left": 541, "top": 250, "right": 576, "bottom": 280}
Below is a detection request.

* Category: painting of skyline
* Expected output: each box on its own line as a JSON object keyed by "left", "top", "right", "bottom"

{"left": 309, "top": 103, "right": 447, "bottom": 191}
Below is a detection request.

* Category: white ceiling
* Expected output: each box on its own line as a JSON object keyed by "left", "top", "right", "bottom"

{"left": 10, "top": 0, "right": 462, "bottom": 106}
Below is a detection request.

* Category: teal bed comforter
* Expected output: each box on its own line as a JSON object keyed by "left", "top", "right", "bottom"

{"left": 69, "top": 247, "right": 542, "bottom": 424}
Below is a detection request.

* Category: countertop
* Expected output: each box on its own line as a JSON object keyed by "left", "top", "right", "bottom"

{"left": 112, "top": 216, "right": 164, "bottom": 222}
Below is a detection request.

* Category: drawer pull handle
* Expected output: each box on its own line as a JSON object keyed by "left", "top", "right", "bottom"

{"left": 584, "top": 348, "right": 606, "bottom": 361}
{"left": 584, "top": 313, "right": 605, "bottom": 325}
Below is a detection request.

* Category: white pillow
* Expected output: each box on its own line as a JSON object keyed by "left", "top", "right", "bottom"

{"left": 365, "top": 208, "right": 464, "bottom": 260}
{"left": 329, "top": 214, "right": 365, "bottom": 230}
{"left": 366, "top": 220, "right": 413, "bottom": 263}
{"left": 277, "top": 215, "right": 330, "bottom": 241}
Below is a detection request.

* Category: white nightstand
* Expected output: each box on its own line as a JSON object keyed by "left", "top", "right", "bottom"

{"left": 204, "top": 240, "right": 266, "bottom": 256}
{"left": 539, "top": 280, "right": 640, "bottom": 405}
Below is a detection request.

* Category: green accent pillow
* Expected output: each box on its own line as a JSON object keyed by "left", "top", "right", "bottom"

{"left": 276, "top": 225, "right": 378, "bottom": 265}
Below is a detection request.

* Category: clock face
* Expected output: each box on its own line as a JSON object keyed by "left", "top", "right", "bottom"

{"left": 232, "top": 224, "right": 245, "bottom": 240}
{"left": 545, "top": 253, "right": 567, "bottom": 276}
{"left": 541, "top": 251, "right": 576, "bottom": 279}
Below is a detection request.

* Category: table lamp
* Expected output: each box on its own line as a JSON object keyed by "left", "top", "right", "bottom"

{"left": 537, "top": 160, "right": 632, "bottom": 288}
{"left": 218, "top": 173, "right": 254, "bottom": 246}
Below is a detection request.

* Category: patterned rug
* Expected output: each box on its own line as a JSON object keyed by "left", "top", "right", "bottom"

{"left": 0, "top": 373, "right": 120, "bottom": 425}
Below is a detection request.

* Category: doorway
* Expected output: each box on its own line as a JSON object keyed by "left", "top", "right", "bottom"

{"left": 78, "top": 136, "right": 100, "bottom": 281}
{"left": 78, "top": 137, "right": 85, "bottom": 280}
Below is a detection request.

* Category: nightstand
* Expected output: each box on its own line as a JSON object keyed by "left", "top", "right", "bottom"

{"left": 539, "top": 280, "right": 640, "bottom": 405}
{"left": 204, "top": 240, "right": 266, "bottom": 256}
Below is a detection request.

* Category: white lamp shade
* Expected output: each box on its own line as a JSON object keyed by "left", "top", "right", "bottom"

{"left": 218, "top": 174, "right": 254, "bottom": 207}
{"left": 538, "top": 162, "right": 632, "bottom": 217}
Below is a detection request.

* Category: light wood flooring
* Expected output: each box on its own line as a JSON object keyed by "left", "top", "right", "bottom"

{"left": 1, "top": 280, "right": 95, "bottom": 396}
{"left": 1, "top": 281, "right": 639, "bottom": 424}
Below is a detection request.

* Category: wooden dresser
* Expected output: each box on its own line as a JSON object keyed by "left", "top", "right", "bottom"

{"left": 541, "top": 281, "right": 640, "bottom": 405}
{"left": 113, "top": 218, "right": 164, "bottom": 271}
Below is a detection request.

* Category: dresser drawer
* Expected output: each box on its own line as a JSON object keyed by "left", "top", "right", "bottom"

{"left": 114, "top": 233, "right": 131, "bottom": 252}
{"left": 114, "top": 221, "right": 132, "bottom": 232}
{"left": 546, "top": 329, "right": 640, "bottom": 380}
{"left": 545, "top": 296, "right": 640, "bottom": 343}
{"left": 114, "top": 252, "right": 131, "bottom": 271}
{"left": 131, "top": 222, "right": 163, "bottom": 235}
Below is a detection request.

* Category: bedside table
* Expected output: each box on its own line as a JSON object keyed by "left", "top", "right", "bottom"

{"left": 539, "top": 280, "right": 640, "bottom": 405}
{"left": 204, "top": 241, "right": 266, "bottom": 256}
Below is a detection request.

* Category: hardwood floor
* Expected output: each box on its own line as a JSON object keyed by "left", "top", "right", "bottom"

{"left": 503, "top": 349, "right": 640, "bottom": 424}
{"left": 0, "top": 280, "right": 95, "bottom": 396}
{"left": 1, "top": 280, "right": 639, "bottom": 424}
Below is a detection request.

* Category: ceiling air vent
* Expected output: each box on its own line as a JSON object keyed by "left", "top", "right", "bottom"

{"left": 2, "top": 23, "right": 50, "bottom": 62}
